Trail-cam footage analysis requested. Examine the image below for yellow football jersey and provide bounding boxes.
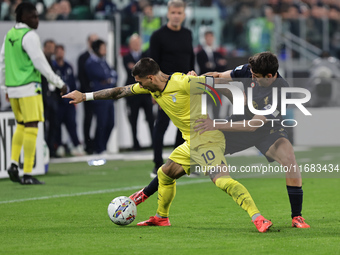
[130,73,224,149]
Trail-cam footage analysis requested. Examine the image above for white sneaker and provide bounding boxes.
[71,144,86,156]
[56,146,65,157]
[150,167,158,178]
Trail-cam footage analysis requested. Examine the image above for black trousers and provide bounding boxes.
[83,101,94,153]
[126,95,154,149]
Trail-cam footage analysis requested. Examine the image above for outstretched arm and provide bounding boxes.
[187,70,244,104]
[188,70,233,80]
[62,84,135,104]
[200,70,235,103]
[203,70,233,81]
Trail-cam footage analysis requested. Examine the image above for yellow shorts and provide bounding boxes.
[169,139,226,175]
[10,95,44,123]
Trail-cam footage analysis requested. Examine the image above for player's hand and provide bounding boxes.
[5,93,9,102]
[187,70,198,76]
[62,90,84,104]
[60,85,68,96]
[194,115,216,134]
[202,72,220,78]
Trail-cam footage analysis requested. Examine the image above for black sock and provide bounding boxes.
[23,174,32,180]
[154,163,163,169]
[143,176,159,197]
[287,185,303,218]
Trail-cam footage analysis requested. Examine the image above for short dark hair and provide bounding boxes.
[15,2,36,23]
[43,39,55,47]
[91,39,105,56]
[248,52,279,77]
[132,58,160,78]
[55,44,64,51]
[204,30,214,36]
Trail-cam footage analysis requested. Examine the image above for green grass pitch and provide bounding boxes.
[0,146,339,255]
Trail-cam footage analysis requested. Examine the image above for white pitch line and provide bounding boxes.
[319,155,334,161]
[0,179,210,205]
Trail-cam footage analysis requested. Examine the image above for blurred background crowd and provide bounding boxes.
[1,0,340,58]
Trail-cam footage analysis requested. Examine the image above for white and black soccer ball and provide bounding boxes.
[107,196,137,225]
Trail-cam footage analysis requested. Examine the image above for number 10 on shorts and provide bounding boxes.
[201,150,216,165]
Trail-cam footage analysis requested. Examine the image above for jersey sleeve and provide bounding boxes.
[149,30,161,65]
[188,31,195,71]
[130,83,150,95]
[23,31,64,89]
[184,75,207,95]
[230,64,249,79]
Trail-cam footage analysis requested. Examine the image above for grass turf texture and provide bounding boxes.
[0,146,339,255]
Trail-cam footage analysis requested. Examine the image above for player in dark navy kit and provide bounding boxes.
[194,52,310,228]
[212,54,290,161]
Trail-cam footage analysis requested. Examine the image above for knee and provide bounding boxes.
[158,164,171,178]
[281,152,297,166]
[209,167,230,184]
[157,167,164,176]
[157,167,175,185]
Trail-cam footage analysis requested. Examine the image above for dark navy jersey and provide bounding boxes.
[85,55,117,92]
[230,64,290,128]
[52,60,77,91]
[52,60,77,104]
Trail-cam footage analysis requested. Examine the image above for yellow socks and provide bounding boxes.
[23,127,38,174]
[155,168,260,219]
[156,168,176,218]
[11,123,25,164]
[215,176,260,218]
[10,124,39,174]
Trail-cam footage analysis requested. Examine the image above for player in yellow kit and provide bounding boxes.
[63,57,272,232]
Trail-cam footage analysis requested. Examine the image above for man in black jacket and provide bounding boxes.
[197,30,227,75]
[149,0,195,178]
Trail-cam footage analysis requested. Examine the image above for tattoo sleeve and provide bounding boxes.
[93,85,134,100]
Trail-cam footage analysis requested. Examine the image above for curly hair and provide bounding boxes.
[15,2,36,23]
[248,52,279,77]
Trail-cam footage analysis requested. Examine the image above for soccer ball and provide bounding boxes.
[107,196,137,225]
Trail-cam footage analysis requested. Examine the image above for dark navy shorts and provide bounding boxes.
[223,126,289,162]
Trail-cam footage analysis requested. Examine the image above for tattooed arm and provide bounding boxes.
[62,85,135,104]
[92,85,134,100]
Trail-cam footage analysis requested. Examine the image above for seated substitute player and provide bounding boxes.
[63,57,272,232]
[194,52,310,228]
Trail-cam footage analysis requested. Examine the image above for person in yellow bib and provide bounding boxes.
[63,57,272,232]
[0,2,67,184]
